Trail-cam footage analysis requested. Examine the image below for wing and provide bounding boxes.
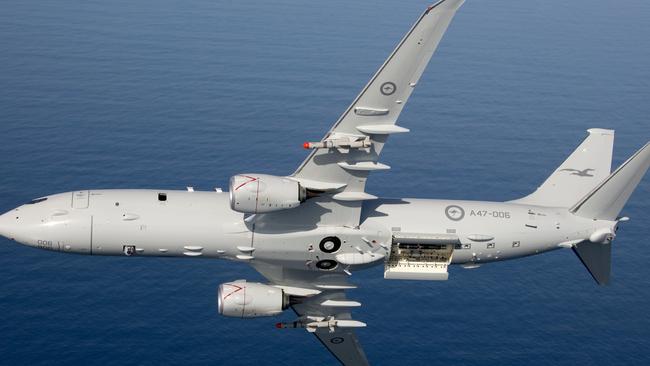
[290,0,465,226]
[293,291,369,366]
[252,262,369,366]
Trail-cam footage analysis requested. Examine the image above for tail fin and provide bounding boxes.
[571,141,650,220]
[513,129,614,207]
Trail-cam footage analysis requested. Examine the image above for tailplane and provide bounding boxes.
[571,141,650,220]
[513,129,614,208]
[573,242,612,285]
[569,140,650,286]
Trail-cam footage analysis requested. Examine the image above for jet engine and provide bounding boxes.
[217,281,288,318]
[229,174,307,214]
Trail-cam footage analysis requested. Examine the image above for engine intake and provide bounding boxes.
[229,174,306,214]
[217,281,288,318]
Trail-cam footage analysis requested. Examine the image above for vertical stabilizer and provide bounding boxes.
[571,141,650,220]
[513,129,614,208]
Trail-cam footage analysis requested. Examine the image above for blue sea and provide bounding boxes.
[1,0,649,365]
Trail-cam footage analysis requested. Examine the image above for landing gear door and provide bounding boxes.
[72,190,89,209]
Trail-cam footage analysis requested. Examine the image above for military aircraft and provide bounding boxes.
[0,0,648,364]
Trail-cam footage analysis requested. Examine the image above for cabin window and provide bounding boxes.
[158,193,167,202]
[26,197,48,204]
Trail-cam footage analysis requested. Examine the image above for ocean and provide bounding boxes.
[0,0,649,365]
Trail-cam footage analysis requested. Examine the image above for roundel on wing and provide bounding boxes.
[380,81,397,96]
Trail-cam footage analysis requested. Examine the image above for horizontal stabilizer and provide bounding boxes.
[573,241,611,285]
[571,141,650,220]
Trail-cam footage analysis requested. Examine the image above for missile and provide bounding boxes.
[304,319,366,333]
[276,317,367,333]
[303,136,371,150]
[276,320,305,329]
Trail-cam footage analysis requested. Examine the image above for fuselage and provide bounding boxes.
[0,189,615,273]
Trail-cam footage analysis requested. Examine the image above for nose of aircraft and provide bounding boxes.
[0,209,16,240]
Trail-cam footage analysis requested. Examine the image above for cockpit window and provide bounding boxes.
[26,197,48,204]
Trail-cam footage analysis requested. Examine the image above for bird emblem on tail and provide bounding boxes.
[560,168,595,177]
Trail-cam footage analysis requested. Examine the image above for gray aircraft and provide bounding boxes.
[0,0,648,364]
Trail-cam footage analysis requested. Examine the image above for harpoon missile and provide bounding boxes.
[303,135,371,150]
[276,316,366,333]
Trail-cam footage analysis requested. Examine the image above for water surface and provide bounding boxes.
[1,0,649,365]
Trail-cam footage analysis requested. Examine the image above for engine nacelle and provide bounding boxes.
[217,281,287,318]
[229,174,306,214]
